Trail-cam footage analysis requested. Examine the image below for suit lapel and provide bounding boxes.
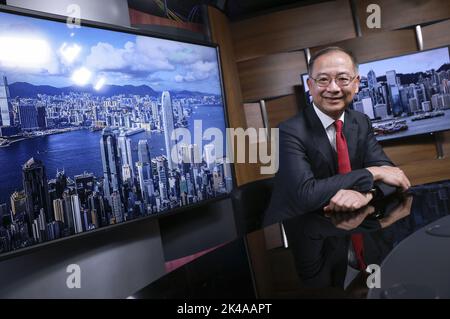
[343,110,359,168]
[304,105,337,174]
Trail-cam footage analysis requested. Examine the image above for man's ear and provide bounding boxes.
[354,75,360,93]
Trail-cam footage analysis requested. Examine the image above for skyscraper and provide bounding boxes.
[0,75,13,127]
[19,103,39,130]
[138,139,151,164]
[63,193,75,234]
[22,158,51,235]
[100,128,122,203]
[151,101,159,121]
[53,198,65,223]
[122,163,132,184]
[189,144,201,164]
[136,161,154,203]
[161,91,177,169]
[10,191,26,217]
[111,191,123,223]
[367,70,378,90]
[70,194,83,234]
[118,134,134,177]
[204,144,216,170]
[386,70,403,116]
[36,106,46,129]
[0,203,7,224]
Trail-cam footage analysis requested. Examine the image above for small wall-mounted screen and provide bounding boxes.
[301,46,450,141]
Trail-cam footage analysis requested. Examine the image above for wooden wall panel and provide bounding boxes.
[382,132,450,185]
[443,131,450,156]
[400,158,450,185]
[244,103,264,129]
[231,0,356,62]
[422,19,450,50]
[356,0,450,35]
[208,6,254,187]
[129,8,204,33]
[265,95,299,128]
[311,29,418,64]
[382,135,438,166]
[238,52,307,102]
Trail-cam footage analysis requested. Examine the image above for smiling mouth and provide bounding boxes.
[324,97,343,100]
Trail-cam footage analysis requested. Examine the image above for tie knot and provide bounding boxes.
[334,120,343,133]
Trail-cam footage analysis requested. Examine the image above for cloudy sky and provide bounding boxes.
[0,11,222,94]
[358,47,449,78]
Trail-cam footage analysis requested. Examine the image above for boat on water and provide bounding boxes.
[411,111,445,121]
[90,126,103,132]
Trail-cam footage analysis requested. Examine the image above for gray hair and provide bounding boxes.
[308,46,359,76]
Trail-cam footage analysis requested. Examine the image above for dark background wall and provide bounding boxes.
[0,219,165,298]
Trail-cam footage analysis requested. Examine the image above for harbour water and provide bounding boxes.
[0,105,227,205]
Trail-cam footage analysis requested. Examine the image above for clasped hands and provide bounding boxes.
[324,165,412,230]
[324,165,411,213]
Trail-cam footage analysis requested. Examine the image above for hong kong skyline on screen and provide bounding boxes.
[0,11,232,256]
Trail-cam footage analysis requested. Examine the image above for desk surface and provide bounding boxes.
[281,179,450,298]
[368,214,450,299]
[132,180,450,299]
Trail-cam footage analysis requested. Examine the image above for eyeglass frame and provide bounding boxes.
[309,73,359,88]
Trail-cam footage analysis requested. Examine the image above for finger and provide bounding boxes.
[330,191,345,205]
[402,176,410,190]
[338,221,352,230]
[343,197,358,211]
[325,201,336,212]
[365,206,376,215]
[405,175,411,189]
[336,223,351,231]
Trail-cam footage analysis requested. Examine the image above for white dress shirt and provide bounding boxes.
[312,103,345,152]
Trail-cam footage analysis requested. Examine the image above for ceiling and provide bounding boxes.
[127,0,330,22]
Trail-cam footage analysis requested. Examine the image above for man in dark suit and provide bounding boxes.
[263,46,411,289]
[264,46,410,226]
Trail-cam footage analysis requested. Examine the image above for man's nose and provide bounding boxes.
[326,79,341,92]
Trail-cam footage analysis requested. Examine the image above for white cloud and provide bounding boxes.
[174,61,218,83]
[0,35,60,75]
[85,42,129,70]
[59,43,82,65]
[86,38,176,73]
[175,75,184,82]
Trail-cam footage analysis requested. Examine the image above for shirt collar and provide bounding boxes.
[312,102,345,130]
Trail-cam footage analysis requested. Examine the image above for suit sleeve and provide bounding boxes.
[279,125,374,212]
[361,115,398,198]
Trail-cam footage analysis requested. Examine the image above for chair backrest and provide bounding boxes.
[231,178,274,235]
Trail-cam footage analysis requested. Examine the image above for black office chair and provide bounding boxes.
[231,177,274,236]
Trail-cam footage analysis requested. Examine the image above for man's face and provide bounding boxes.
[307,51,360,119]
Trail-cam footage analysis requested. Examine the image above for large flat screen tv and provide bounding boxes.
[0,6,233,257]
[301,46,450,141]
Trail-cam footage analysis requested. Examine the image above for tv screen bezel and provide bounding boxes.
[0,4,237,261]
[300,45,450,142]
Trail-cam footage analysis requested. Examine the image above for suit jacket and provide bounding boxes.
[263,104,396,227]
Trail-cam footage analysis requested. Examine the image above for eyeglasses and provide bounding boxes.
[310,74,358,87]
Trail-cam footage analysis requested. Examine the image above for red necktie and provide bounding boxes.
[334,120,367,271]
